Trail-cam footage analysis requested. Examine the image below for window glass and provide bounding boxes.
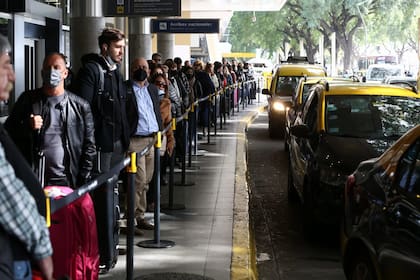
[0,16,10,120]
[325,95,420,138]
[396,139,420,194]
[276,76,300,97]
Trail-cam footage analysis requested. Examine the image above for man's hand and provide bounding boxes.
[37,256,54,280]
[30,114,43,130]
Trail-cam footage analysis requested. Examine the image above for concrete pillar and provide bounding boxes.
[157,33,174,61]
[128,17,153,63]
[319,36,324,67]
[70,0,105,73]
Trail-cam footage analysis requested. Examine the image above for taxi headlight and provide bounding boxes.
[272,101,286,111]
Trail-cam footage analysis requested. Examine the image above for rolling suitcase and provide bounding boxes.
[45,186,99,280]
[90,175,120,272]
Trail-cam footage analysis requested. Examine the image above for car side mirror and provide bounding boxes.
[262,89,271,95]
[290,124,310,138]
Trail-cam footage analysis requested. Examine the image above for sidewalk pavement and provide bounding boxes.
[100,100,264,280]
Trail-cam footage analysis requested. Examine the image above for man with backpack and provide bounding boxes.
[74,27,130,273]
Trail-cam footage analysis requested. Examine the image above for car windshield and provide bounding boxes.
[325,95,420,138]
[276,76,300,97]
[301,83,314,103]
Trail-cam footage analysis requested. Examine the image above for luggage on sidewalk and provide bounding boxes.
[90,175,120,272]
[45,186,99,280]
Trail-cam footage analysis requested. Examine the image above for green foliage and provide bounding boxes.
[228,0,419,69]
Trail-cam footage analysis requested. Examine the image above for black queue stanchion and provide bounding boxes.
[138,132,175,249]
[187,106,194,167]
[126,152,136,280]
[175,114,195,187]
[237,83,241,113]
[219,90,223,130]
[212,94,217,136]
[231,85,235,117]
[206,97,212,144]
[162,118,185,210]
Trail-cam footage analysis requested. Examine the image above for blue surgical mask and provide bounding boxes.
[42,68,62,88]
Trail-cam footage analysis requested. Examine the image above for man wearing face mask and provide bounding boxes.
[73,27,130,272]
[126,57,163,234]
[5,52,96,188]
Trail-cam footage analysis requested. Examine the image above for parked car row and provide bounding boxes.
[264,63,419,279]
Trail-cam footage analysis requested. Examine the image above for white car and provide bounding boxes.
[365,63,405,83]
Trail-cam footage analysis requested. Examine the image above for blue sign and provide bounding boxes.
[151,19,220,34]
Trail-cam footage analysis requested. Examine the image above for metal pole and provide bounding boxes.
[126,152,136,280]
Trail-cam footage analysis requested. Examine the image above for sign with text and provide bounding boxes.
[104,0,181,16]
[151,19,220,33]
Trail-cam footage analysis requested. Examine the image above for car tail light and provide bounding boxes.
[345,174,356,195]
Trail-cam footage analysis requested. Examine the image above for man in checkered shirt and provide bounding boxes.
[0,34,53,280]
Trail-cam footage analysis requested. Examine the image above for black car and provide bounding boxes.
[341,125,420,280]
[287,82,420,233]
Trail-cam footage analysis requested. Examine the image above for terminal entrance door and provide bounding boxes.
[24,38,44,91]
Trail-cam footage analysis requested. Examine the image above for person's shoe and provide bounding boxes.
[99,265,109,275]
[118,246,127,255]
[137,219,154,230]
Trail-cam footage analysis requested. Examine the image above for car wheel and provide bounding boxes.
[268,118,276,138]
[287,161,298,202]
[349,252,377,280]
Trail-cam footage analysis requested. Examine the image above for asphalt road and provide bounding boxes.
[246,110,346,280]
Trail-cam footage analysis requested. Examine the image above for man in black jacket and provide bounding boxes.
[73,27,130,272]
[5,52,96,188]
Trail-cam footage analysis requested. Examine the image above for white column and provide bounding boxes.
[319,36,324,67]
[128,17,153,63]
[70,0,106,73]
[330,32,337,76]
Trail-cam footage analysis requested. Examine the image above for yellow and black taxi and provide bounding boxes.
[285,76,359,151]
[287,82,420,234]
[341,125,420,280]
[262,56,326,138]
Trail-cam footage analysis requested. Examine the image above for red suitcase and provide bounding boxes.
[45,186,100,280]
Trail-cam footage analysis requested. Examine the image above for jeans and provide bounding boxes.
[13,261,31,280]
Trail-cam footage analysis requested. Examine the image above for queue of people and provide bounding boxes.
[0,26,256,279]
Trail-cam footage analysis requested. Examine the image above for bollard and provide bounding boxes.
[175,116,194,187]
[219,89,223,130]
[137,132,175,249]
[213,95,217,136]
[126,152,136,280]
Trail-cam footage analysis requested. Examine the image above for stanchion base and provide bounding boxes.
[175,181,195,186]
[161,203,186,210]
[137,239,175,248]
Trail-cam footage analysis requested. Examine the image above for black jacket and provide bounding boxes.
[126,80,163,137]
[5,89,96,188]
[74,53,130,152]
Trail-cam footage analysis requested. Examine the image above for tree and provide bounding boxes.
[228,0,419,71]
